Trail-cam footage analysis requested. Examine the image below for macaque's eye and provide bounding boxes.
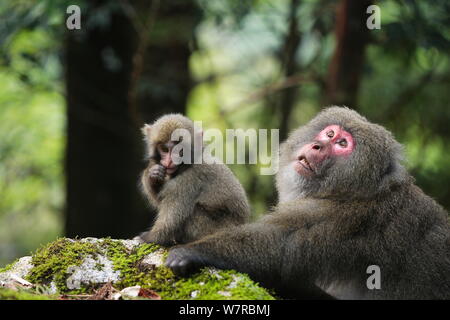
[160,145,169,153]
[337,139,348,147]
[326,130,335,138]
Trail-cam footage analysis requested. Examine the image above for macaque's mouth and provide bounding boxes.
[297,156,314,173]
[166,167,178,175]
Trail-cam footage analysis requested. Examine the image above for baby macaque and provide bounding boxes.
[135,114,250,246]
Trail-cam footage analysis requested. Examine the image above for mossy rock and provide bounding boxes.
[0,237,274,300]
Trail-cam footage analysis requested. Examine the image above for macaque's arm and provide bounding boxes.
[142,181,201,246]
[167,221,291,287]
[166,215,333,299]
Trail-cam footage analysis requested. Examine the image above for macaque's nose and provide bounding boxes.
[161,155,175,169]
[310,141,327,152]
[296,141,329,163]
[311,142,322,151]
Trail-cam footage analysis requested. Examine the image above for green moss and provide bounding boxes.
[102,239,273,299]
[14,237,274,300]
[168,269,274,300]
[101,238,160,278]
[101,238,178,296]
[0,287,55,300]
[0,259,18,273]
[26,237,100,292]
[87,238,272,299]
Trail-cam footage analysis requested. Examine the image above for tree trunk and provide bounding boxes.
[325,0,372,108]
[278,0,301,142]
[136,0,200,123]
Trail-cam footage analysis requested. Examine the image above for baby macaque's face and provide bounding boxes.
[157,141,182,175]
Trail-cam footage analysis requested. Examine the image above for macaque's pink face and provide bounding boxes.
[294,125,355,176]
[157,142,180,175]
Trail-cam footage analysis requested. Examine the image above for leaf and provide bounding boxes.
[89,282,118,300]
[138,288,161,300]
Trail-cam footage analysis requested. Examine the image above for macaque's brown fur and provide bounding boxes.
[137,114,250,246]
[166,107,450,299]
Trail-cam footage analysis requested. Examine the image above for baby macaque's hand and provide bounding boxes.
[149,164,166,185]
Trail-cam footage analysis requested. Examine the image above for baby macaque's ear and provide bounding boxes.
[141,124,152,137]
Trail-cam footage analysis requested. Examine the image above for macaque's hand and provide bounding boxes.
[166,247,207,277]
[149,164,166,185]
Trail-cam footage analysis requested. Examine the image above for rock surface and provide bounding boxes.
[0,237,274,300]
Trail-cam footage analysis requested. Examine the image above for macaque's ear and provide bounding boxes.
[141,124,152,137]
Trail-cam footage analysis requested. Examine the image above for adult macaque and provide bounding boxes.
[136,114,250,246]
[166,107,450,299]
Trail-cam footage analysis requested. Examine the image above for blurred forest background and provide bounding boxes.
[0,0,449,266]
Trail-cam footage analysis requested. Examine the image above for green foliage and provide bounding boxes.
[188,0,450,216]
[0,17,64,265]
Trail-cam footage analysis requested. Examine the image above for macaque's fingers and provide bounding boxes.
[166,247,205,277]
[149,164,166,183]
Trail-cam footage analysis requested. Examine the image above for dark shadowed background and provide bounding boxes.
[0,0,449,265]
